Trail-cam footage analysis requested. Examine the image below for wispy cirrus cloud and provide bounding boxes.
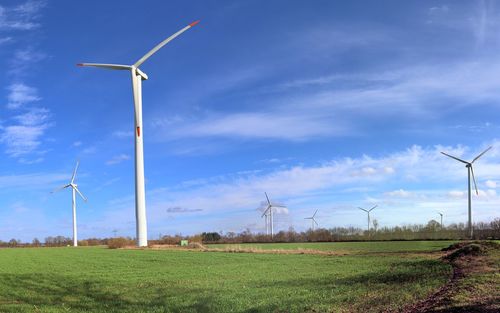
[1,1,50,162]
[166,207,203,213]
[6,83,40,109]
[106,154,130,165]
[0,0,46,31]
[9,48,46,76]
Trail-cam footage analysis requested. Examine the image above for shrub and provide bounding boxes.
[107,237,135,249]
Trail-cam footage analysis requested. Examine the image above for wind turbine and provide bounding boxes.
[305,209,319,231]
[441,146,491,239]
[437,212,443,229]
[78,21,200,246]
[52,161,87,247]
[261,192,286,238]
[358,205,377,237]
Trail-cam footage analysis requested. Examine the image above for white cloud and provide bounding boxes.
[6,83,40,109]
[0,37,12,45]
[106,154,130,165]
[0,1,45,31]
[385,189,413,198]
[0,106,51,157]
[0,124,49,157]
[485,180,497,188]
[72,141,82,147]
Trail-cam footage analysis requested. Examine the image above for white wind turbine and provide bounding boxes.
[261,192,286,238]
[437,211,444,229]
[441,146,492,239]
[305,209,319,231]
[358,205,377,237]
[52,161,87,247]
[78,21,200,246]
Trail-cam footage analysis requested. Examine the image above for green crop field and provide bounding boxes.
[0,242,453,313]
[206,240,457,253]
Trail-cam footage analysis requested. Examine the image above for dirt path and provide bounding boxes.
[402,242,499,313]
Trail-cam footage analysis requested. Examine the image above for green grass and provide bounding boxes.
[0,242,452,313]
[206,240,457,254]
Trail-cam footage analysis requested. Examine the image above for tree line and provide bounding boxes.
[1,218,498,247]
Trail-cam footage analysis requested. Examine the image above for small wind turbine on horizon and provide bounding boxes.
[437,211,443,229]
[441,146,492,239]
[78,21,200,247]
[52,161,87,247]
[261,192,286,238]
[305,209,319,231]
[358,205,377,237]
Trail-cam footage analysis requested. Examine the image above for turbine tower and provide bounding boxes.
[441,146,491,239]
[78,21,200,246]
[305,209,318,231]
[437,212,443,229]
[261,192,286,238]
[358,205,377,237]
[52,161,87,247]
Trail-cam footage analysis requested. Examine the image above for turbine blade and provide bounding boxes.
[71,160,79,183]
[77,63,132,70]
[74,187,87,202]
[265,192,271,205]
[358,207,368,212]
[470,166,479,196]
[440,152,468,164]
[313,209,318,218]
[314,219,318,226]
[261,205,270,217]
[133,21,200,68]
[369,205,378,212]
[51,184,70,193]
[471,146,492,164]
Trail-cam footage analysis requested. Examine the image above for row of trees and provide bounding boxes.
[1,218,498,247]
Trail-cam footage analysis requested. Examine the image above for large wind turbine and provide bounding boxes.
[52,161,87,247]
[78,21,200,246]
[261,192,286,238]
[305,209,318,231]
[441,146,491,239]
[358,205,377,237]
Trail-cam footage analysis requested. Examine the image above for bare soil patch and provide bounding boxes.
[402,241,499,313]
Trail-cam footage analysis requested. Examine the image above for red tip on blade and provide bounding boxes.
[76,63,83,66]
[189,20,200,27]
[137,127,141,137]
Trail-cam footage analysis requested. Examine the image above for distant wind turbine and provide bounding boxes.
[441,146,491,239]
[261,192,286,238]
[305,209,319,231]
[358,205,377,237]
[437,212,443,229]
[52,161,87,247]
[78,21,200,246]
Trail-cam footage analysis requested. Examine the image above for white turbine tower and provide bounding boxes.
[437,211,444,229]
[441,146,492,239]
[305,209,319,231]
[358,205,377,237]
[52,161,87,247]
[261,192,286,238]
[78,21,200,247]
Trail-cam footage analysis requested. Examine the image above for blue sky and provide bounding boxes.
[1,0,499,241]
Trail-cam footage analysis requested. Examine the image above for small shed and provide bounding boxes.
[180,240,189,247]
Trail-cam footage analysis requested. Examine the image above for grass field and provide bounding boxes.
[0,242,453,313]
[205,240,458,253]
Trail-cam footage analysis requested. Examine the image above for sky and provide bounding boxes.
[1,0,500,242]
